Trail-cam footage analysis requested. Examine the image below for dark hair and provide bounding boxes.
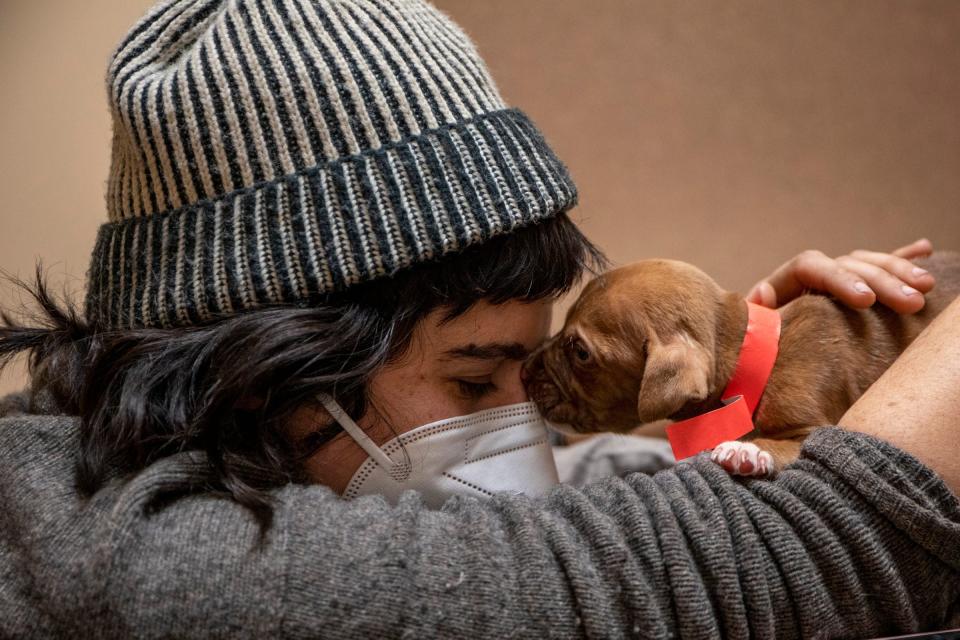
[0,213,604,526]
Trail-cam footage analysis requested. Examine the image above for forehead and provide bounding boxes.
[418,299,554,359]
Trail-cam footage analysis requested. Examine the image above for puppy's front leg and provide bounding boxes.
[710,437,805,477]
[751,436,805,472]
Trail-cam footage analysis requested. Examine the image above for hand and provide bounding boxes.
[746,239,935,313]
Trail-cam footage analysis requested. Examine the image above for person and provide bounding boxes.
[0,0,957,637]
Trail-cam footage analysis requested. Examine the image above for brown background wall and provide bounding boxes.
[1,0,958,396]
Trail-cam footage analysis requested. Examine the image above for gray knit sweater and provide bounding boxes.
[1,397,958,639]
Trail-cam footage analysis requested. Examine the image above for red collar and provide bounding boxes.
[665,302,781,460]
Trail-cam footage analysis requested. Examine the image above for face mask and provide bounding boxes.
[318,395,560,508]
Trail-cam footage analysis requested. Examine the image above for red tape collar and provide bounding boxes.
[665,302,781,460]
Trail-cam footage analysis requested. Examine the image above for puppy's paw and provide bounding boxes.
[710,441,775,477]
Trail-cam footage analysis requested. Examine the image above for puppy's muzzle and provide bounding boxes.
[522,345,581,429]
[521,348,560,410]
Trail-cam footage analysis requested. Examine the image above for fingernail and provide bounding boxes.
[854,282,871,294]
[901,284,920,296]
[912,267,928,277]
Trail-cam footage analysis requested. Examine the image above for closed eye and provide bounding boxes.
[456,379,497,399]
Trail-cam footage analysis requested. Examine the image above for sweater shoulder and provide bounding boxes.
[0,411,81,453]
[0,411,81,457]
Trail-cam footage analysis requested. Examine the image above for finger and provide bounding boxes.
[836,256,926,314]
[746,280,777,308]
[848,249,936,293]
[764,250,877,308]
[891,238,933,260]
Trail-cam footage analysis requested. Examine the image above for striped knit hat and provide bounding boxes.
[85,0,577,330]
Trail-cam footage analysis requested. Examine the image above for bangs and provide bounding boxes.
[0,211,604,531]
[347,212,608,321]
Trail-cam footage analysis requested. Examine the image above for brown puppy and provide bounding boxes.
[524,252,960,475]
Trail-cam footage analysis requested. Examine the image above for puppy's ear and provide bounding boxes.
[636,333,713,423]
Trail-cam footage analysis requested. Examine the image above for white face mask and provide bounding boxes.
[318,395,560,508]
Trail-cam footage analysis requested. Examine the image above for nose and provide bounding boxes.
[496,375,529,407]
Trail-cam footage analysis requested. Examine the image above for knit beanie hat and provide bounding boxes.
[85,0,577,330]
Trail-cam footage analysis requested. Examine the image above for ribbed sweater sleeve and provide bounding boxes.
[1,417,958,639]
[277,427,960,639]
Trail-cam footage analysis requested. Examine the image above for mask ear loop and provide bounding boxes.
[317,394,412,482]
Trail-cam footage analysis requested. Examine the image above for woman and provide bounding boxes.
[0,0,957,637]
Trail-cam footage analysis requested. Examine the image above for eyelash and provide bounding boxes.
[457,380,497,399]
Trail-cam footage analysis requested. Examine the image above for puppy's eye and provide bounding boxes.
[570,340,591,364]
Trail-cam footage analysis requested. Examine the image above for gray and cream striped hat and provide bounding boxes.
[86,0,578,330]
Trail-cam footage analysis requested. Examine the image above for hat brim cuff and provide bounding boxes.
[85,108,577,329]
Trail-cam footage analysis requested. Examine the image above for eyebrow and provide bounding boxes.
[443,341,531,361]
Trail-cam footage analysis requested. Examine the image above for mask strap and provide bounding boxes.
[317,393,411,481]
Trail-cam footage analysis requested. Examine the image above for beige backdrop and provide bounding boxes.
[2,0,959,396]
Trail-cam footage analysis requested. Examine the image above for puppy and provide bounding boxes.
[524,252,959,476]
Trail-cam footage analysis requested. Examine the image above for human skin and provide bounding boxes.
[747,238,935,312]
[841,293,960,494]
[289,298,553,493]
[290,242,938,493]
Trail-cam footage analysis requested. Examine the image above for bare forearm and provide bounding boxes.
[841,295,960,494]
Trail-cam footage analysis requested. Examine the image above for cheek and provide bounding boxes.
[369,363,470,427]
[300,433,368,494]
[299,370,470,493]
